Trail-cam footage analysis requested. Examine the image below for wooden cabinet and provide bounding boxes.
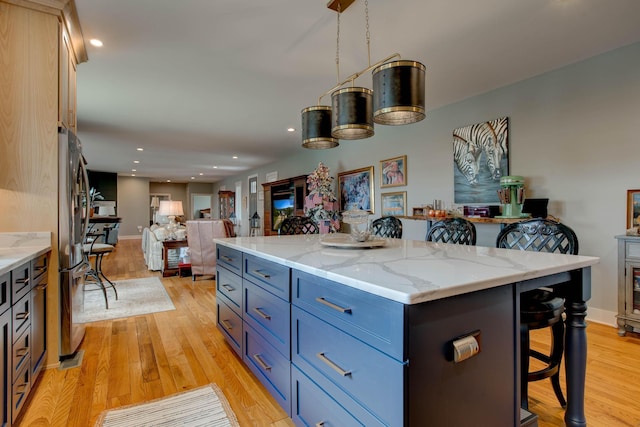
[0,274,11,426]
[616,235,640,335]
[262,175,307,236]
[218,191,235,220]
[161,240,189,277]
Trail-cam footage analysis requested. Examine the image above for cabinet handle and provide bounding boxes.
[221,319,233,330]
[252,354,272,372]
[16,278,30,285]
[221,284,235,292]
[252,269,271,279]
[315,297,352,314]
[252,307,271,320]
[16,347,29,357]
[36,283,48,291]
[16,312,30,320]
[316,352,351,377]
[16,384,28,393]
[221,255,234,262]
[315,423,325,427]
[34,266,47,271]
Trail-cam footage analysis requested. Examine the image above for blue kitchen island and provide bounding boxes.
[214,234,598,427]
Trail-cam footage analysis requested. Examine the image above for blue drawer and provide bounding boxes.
[244,254,290,301]
[243,279,290,358]
[216,296,242,357]
[0,272,10,316]
[292,306,404,427]
[216,265,242,315]
[291,365,385,427]
[292,270,405,361]
[11,262,30,305]
[244,322,291,416]
[217,245,242,275]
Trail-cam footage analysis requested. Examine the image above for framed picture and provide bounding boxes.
[453,117,509,204]
[627,189,640,228]
[412,207,426,217]
[337,166,374,213]
[381,192,407,217]
[380,155,407,188]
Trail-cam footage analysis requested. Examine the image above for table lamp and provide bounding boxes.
[158,200,184,239]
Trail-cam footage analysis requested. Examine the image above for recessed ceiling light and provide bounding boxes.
[232,156,238,159]
[190,177,195,180]
[137,147,143,151]
[131,174,136,177]
[199,173,204,176]
[131,169,137,172]
[166,180,171,182]
[287,127,295,132]
[133,160,140,164]
[90,39,103,47]
[213,166,218,169]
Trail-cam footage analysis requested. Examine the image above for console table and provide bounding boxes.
[161,239,188,277]
[215,234,598,427]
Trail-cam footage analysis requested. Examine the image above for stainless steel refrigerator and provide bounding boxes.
[59,128,90,358]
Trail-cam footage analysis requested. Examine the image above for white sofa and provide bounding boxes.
[142,224,186,271]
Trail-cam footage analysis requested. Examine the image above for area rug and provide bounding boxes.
[77,277,176,323]
[95,384,240,427]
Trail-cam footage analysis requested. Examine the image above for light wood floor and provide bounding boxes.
[16,239,640,426]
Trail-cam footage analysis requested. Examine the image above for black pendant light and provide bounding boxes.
[373,60,426,125]
[331,87,374,140]
[301,106,339,149]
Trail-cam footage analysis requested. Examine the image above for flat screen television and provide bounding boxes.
[272,196,294,231]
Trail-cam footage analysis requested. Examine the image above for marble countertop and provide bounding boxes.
[214,234,599,304]
[0,232,52,275]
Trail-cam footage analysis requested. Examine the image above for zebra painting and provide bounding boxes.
[453,117,509,204]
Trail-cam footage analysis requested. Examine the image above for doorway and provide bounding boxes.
[191,193,213,219]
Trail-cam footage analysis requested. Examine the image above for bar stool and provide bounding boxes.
[371,216,403,238]
[496,218,578,410]
[426,217,476,245]
[83,232,118,308]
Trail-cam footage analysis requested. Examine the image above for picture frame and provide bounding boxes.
[627,189,640,229]
[381,191,407,217]
[337,166,375,213]
[380,155,407,188]
[412,207,426,217]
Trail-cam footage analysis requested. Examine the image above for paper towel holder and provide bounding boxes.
[446,330,481,363]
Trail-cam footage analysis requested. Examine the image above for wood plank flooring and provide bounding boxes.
[15,238,640,426]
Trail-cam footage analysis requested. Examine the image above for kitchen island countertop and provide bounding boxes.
[0,232,52,275]
[214,234,599,304]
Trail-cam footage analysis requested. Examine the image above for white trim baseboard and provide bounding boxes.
[586,307,617,327]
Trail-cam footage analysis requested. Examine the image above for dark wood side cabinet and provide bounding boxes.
[162,240,189,277]
[218,191,235,220]
[262,175,307,236]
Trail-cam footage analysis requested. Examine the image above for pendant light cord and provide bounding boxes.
[336,2,341,85]
[365,0,371,67]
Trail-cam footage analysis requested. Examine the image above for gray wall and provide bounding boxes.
[117,176,150,237]
[214,41,640,323]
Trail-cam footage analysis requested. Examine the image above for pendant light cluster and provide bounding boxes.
[301,0,426,149]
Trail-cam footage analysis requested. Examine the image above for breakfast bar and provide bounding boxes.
[214,234,598,427]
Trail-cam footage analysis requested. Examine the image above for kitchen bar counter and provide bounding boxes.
[0,232,52,275]
[214,234,598,304]
[215,234,598,427]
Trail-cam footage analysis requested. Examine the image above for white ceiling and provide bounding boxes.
[74,0,640,183]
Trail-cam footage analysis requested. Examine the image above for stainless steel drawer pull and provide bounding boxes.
[16,278,30,285]
[252,270,271,279]
[252,354,272,372]
[315,422,325,427]
[252,307,271,320]
[36,283,48,290]
[16,348,29,357]
[221,284,235,292]
[35,266,46,271]
[16,312,30,320]
[316,352,351,377]
[221,255,234,262]
[315,297,352,314]
[221,320,233,330]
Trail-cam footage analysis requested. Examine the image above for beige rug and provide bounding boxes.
[77,277,175,323]
[95,384,240,427]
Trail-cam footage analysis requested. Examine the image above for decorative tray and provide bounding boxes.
[319,234,386,249]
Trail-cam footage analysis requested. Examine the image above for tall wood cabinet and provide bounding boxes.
[218,191,235,220]
[0,0,86,391]
[262,175,307,236]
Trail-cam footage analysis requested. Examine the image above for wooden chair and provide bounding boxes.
[496,218,579,410]
[83,232,118,308]
[278,216,319,235]
[426,217,476,245]
[371,216,403,238]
